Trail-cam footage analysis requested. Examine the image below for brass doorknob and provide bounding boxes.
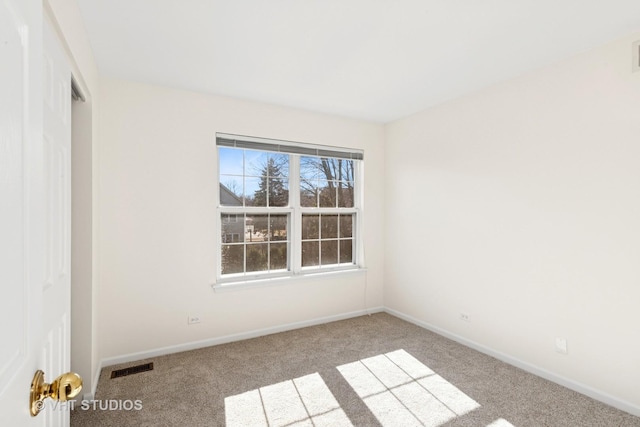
[30,370,83,416]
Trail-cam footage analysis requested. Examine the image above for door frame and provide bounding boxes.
[43,2,98,402]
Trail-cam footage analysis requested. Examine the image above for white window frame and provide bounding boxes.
[215,133,364,286]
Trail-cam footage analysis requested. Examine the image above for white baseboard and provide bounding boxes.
[100,306,384,368]
[94,305,639,418]
[384,307,640,418]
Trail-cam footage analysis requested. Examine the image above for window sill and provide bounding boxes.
[212,267,367,293]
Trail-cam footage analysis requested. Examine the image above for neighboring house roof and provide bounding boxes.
[220,183,243,206]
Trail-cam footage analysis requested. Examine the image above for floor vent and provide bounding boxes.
[110,362,154,379]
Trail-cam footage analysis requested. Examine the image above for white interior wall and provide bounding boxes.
[97,77,385,360]
[385,31,640,410]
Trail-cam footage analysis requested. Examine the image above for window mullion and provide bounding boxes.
[290,155,302,273]
[221,207,291,214]
[300,207,357,215]
[354,159,363,268]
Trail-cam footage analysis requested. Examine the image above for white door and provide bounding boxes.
[0,0,73,424]
[41,16,73,427]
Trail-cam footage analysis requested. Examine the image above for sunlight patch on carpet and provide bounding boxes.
[337,349,481,427]
[225,372,353,427]
[487,418,516,427]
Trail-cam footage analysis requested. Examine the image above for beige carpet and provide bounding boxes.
[71,313,640,426]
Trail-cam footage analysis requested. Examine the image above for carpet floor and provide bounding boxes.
[71,313,640,427]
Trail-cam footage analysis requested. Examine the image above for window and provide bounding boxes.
[217,133,363,283]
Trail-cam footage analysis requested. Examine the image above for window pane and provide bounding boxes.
[220,176,244,206]
[222,234,233,243]
[340,239,353,264]
[219,147,244,176]
[318,158,334,180]
[337,182,354,208]
[340,215,353,238]
[222,213,240,223]
[300,184,318,207]
[321,240,338,265]
[300,156,321,181]
[270,242,287,270]
[246,168,290,207]
[245,150,269,177]
[221,245,244,274]
[318,181,336,207]
[319,157,351,181]
[268,178,289,207]
[302,215,319,240]
[221,214,290,276]
[246,243,268,272]
[221,214,245,244]
[228,234,241,243]
[244,177,262,207]
[270,153,289,177]
[339,160,354,181]
[321,215,338,239]
[266,154,289,207]
[302,241,319,267]
[269,215,288,241]
[247,214,267,242]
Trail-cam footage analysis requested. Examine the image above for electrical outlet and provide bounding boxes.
[187,315,201,325]
[460,313,470,322]
[555,337,568,355]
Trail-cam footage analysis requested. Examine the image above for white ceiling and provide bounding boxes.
[77,0,640,123]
